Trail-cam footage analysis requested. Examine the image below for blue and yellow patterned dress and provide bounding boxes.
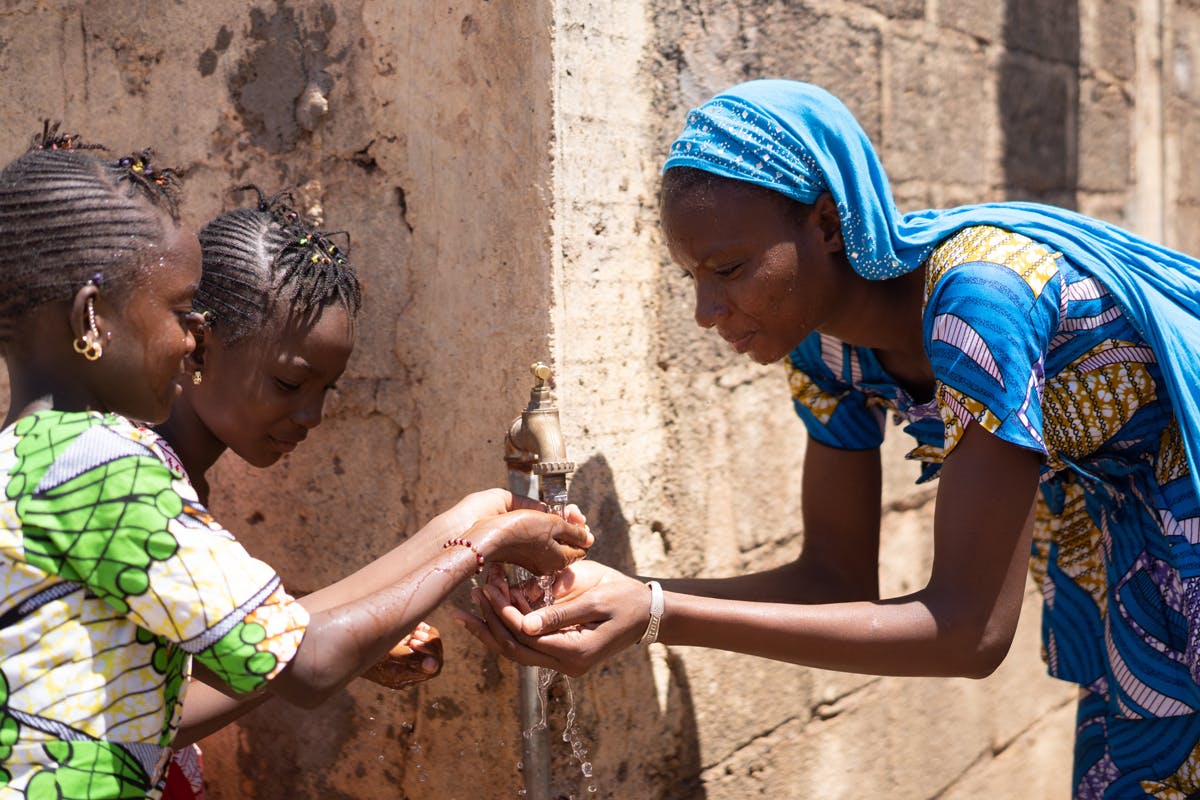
[788,225,1200,798]
[0,410,310,799]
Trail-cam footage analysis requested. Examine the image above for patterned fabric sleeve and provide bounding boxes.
[786,332,886,450]
[923,229,1062,457]
[8,412,309,694]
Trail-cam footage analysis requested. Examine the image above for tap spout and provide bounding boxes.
[505,362,575,485]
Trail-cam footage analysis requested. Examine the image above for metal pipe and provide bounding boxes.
[505,362,575,800]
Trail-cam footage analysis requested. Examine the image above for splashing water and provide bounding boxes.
[515,478,597,793]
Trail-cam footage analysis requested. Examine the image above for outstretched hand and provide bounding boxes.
[452,561,649,676]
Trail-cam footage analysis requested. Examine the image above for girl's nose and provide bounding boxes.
[693,280,729,329]
[293,394,325,430]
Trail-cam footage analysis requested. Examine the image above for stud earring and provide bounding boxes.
[192,370,203,385]
[72,296,103,361]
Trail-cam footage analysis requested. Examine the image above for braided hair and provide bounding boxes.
[195,188,362,344]
[0,125,182,328]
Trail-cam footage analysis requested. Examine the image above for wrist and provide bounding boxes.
[638,580,664,646]
[442,537,485,573]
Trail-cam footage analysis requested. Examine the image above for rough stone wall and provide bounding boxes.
[0,1,1198,799]
[550,0,1196,799]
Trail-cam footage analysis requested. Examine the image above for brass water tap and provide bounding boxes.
[505,362,575,483]
[506,364,576,510]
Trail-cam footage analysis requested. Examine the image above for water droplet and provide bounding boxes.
[516,760,524,771]
[376,755,384,762]
[588,786,597,794]
[581,762,593,777]
[419,774,429,782]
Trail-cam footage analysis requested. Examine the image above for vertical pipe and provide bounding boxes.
[506,469,552,800]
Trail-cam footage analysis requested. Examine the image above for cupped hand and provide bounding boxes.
[451,561,649,677]
[359,621,444,690]
[468,509,593,575]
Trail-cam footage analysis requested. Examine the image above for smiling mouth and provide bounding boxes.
[270,436,303,453]
[725,332,754,354]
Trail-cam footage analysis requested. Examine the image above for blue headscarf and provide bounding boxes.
[664,79,1200,500]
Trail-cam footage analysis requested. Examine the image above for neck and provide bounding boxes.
[154,390,225,501]
[824,264,933,397]
[4,362,101,428]
[824,264,927,352]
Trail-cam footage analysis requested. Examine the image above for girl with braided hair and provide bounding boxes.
[0,133,592,800]
[154,192,439,799]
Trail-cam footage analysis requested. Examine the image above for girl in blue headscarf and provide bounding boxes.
[460,79,1200,798]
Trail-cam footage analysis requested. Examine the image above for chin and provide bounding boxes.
[250,451,284,468]
[749,347,788,365]
[234,445,284,469]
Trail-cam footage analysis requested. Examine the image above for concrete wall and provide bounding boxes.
[1,0,1198,798]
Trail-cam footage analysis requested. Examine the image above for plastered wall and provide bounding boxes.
[2,0,1199,798]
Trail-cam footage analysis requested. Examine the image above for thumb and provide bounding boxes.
[523,598,588,636]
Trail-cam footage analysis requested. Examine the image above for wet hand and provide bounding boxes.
[436,489,588,541]
[359,621,444,690]
[468,509,592,575]
[451,561,647,677]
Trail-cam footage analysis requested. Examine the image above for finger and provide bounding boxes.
[450,609,507,655]
[552,519,594,550]
[563,503,589,528]
[507,492,544,512]
[511,584,535,614]
[522,595,602,636]
[476,585,563,669]
[482,584,552,647]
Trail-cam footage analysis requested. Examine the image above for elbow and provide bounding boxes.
[938,615,1017,679]
[270,660,347,709]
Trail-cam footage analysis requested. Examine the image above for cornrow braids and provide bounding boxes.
[195,187,362,344]
[0,129,183,327]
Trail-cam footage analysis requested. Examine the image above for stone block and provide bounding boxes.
[941,702,1076,799]
[886,37,996,187]
[674,645,815,768]
[1082,0,1135,80]
[938,0,1005,44]
[1003,0,1082,64]
[997,58,1077,197]
[854,0,926,20]
[1077,78,1134,192]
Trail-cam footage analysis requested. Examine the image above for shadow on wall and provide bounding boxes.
[1000,0,1081,206]
[559,453,707,800]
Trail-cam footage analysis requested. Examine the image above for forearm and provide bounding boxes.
[657,588,1004,678]
[174,679,272,746]
[656,554,878,605]
[275,545,480,706]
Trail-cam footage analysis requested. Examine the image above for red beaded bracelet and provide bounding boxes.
[443,537,485,573]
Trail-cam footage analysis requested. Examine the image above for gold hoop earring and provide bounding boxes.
[73,296,104,361]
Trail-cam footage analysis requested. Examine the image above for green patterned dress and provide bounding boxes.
[0,410,309,799]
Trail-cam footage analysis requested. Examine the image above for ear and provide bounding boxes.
[812,193,845,252]
[69,282,101,340]
[185,318,209,373]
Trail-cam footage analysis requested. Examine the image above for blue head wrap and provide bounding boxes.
[665,79,1200,499]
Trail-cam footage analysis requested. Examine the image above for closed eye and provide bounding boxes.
[715,263,743,278]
